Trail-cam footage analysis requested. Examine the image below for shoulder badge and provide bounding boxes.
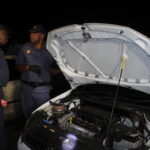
[26,49,31,54]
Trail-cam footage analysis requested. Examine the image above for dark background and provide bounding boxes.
[1,2,150,45]
[4,12,150,44]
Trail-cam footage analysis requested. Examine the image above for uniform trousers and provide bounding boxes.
[20,83,50,118]
[0,89,7,150]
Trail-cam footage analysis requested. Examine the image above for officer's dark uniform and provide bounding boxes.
[16,42,54,118]
[0,24,9,150]
[0,49,9,150]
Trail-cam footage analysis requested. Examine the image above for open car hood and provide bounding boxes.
[46,23,150,94]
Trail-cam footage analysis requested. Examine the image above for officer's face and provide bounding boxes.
[0,29,8,45]
[30,33,45,44]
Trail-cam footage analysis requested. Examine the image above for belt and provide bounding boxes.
[21,80,50,88]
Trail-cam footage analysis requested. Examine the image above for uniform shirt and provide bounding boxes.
[16,43,54,82]
[0,48,9,87]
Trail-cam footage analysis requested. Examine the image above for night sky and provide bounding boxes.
[1,3,149,44]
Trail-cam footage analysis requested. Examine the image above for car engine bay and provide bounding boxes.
[21,85,150,150]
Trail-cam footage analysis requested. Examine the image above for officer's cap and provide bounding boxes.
[29,25,46,34]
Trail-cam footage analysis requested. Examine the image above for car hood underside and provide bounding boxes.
[46,23,150,94]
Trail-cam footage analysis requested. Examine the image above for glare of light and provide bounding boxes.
[62,134,77,150]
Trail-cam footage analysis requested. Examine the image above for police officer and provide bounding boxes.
[0,24,9,150]
[16,25,55,118]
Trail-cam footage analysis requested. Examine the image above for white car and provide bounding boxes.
[18,23,150,150]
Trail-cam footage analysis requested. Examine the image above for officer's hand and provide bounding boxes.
[51,69,61,75]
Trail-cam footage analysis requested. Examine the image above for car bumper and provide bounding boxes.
[17,136,31,150]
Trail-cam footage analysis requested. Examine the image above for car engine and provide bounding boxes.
[22,98,150,150]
